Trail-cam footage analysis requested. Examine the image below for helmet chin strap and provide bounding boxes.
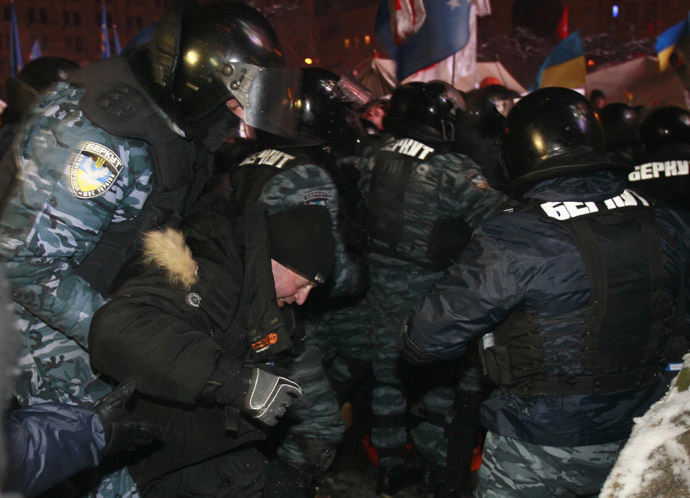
[441,120,456,142]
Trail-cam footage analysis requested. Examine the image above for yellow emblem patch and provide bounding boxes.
[70,141,123,199]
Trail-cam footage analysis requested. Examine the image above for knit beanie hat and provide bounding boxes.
[267,204,335,285]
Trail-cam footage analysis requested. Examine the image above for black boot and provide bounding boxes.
[421,465,445,496]
[376,465,408,497]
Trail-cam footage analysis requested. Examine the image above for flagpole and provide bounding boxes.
[452,53,456,87]
[101,0,111,60]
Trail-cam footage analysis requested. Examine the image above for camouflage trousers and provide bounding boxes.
[306,296,373,405]
[412,359,487,468]
[366,266,447,468]
[367,303,408,468]
[476,432,626,497]
[276,344,345,473]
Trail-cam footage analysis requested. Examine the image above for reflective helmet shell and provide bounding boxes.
[298,67,347,141]
[598,103,642,157]
[4,56,80,123]
[164,1,300,137]
[501,87,627,191]
[465,84,520,137]
[638,106,690,158]
[384,80,466,143]
[16,56,80,91]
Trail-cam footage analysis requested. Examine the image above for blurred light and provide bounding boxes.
[304,57,313,65]
[587,59,596,67]
[344,38,351,49]
[364,35,371,45]
[185,50,200,65]
[612,5,619,18]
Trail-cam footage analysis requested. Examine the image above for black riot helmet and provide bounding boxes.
[4,56,80,123]
[465,84,520,138]
[293,67,371,152]
[500,87,628,191]
[137,0,300,138]
[298,68,352,141]
[638,106,690,160]
[598,103,643,164]
[384,80,467,143]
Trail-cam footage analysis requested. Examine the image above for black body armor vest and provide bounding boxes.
[367,138,473,271]
[481,190,681,396]
[69,58,212,294]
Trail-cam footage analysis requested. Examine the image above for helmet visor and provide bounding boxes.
[337,73,372,107]
[221,62,301,138]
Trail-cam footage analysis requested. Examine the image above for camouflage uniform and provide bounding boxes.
[306,296,372,405]
[410,357,487,470]
[359,137,506,468]
[476,432,625,498]
[304,151,373,406]
[0,80,173,497]
[232,146,363,473]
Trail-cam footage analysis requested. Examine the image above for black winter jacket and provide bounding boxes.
[90,208,287,486]
[404,172,690,447]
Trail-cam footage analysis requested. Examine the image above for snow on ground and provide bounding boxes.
[601,353,690,498]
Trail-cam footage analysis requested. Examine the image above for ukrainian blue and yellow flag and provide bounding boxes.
[529,31,585,92]
[656,11,689,71]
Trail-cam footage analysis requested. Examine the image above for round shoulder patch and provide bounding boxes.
[70,141,123,199]
[467,172,488,191]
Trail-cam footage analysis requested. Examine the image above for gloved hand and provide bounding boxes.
[241,365,303,426]
[91,378,164,455]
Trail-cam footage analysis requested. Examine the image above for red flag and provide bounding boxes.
[557,6,569,40]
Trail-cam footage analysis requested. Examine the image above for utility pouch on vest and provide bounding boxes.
[367,152,416,254]
[480,313,545,392]
[479,333,512,387]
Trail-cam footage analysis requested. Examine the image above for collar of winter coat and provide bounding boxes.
[524,171,629,203]
[139,210,244,291]
[142,228,199,290]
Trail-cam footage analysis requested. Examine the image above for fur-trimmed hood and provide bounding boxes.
[141,228,199,290]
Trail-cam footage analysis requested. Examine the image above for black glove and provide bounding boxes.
[91,378,164,455]
[241,365,303,426]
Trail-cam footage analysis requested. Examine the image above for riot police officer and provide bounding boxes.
[402,87,690,497]
[0,2,300,496]
[0,56,80,199]
[628,105,690,210]
[229,66,369,494]
[360,81,507,496]
[464,84,520,191]
[599,102,644,166]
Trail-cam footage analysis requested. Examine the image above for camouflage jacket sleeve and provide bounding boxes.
[0,84,153,348]
[258,163,361,298]
[435,152,508,229]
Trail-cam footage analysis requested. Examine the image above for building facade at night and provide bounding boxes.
[0,0,687,100]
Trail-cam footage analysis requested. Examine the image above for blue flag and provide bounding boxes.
[30,40,42,61]
[101,0,111,59]
[10,0,22,78]
[375,0,472,81]
[655,11,690,71]
[530,30,585,91]
[113,24,122,55]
